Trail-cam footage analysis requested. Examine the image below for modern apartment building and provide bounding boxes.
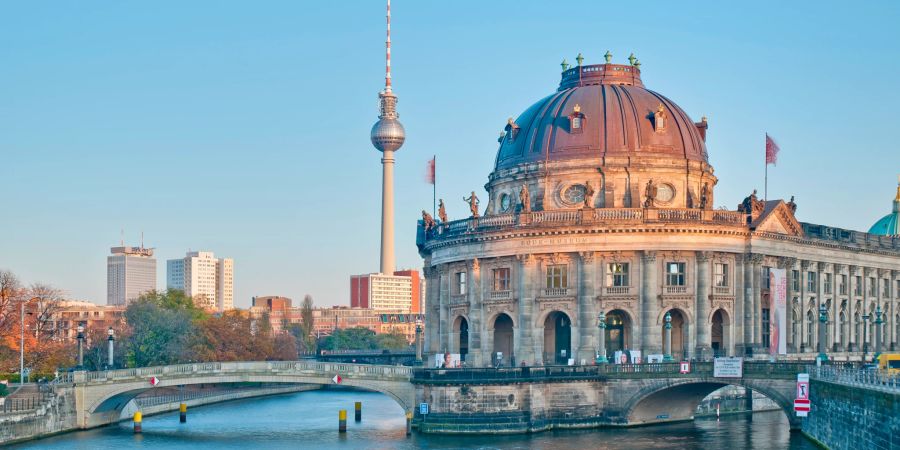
[167,251,234,312]
[350,270,421,312]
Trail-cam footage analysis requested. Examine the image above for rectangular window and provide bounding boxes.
[855,276,862,296]
[807,272,817,292]
[546,265,568,289]
[455,272,467,295]
[883,279,890,297]
[492,268,510,291]
[824,273,833,295]
[839,274,848,295]
[605,263,630,287]
[762,308,771,348]
[665,262,686,286]
[869,277,877,296]
[714,263,729,287]
[897,280,900,298]
[792,270,800,292]
[762,266,771,289]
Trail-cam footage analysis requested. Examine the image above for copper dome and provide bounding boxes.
[494,63,708,171]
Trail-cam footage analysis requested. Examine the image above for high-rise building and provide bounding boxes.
[350,269,420,312]
[167,251,234,312]
[107,245,156,306]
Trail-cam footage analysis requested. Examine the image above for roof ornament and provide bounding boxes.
[575,53,584,66]
[604,50,612,63]
[561,58,570,71]
[573,104,581,114]
[633,59,641,70]
[628,53,636,66]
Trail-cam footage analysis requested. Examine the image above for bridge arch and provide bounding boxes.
[622,378,798,428]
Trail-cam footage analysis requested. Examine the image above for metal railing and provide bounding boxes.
[0,393,52,414]
[811,365,900,393]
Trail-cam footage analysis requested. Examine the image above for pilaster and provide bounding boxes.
[578,251,598,362]
[640,250,660,354]
[695,251,712,358]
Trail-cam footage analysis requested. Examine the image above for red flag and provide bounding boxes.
[765,133,779,165]
[425,157,435,184]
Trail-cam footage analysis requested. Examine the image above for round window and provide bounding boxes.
[499,193,512,212]
[656,183,675,203]
[563,184,586,205]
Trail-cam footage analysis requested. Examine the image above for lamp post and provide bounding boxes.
[817,304,828,362]
[76,324,85,369]
[862,313,870,357]
[874,305,883,359]
[19,301,25,385]
[596,311,608,364]
[414,318,423,364]
[663,311,673,362]
[107,326,115,369]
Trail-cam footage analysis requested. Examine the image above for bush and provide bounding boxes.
[0,383,8,397]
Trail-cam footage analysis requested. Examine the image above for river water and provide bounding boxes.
[11,388,816,449]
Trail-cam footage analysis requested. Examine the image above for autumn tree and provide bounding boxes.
[124,290,200,367]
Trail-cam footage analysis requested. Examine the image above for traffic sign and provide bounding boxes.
[796,381,809,400]
[419,403,429,415]
[794,398,810,417]
[679,361,691,374]
[149,376,160,386]
[332,374,342,384]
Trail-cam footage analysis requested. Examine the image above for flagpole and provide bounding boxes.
[764,133,768,201]
[433,155,437,217]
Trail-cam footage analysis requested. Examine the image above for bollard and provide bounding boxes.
[180,403,187,423]
[133,411,143,434]
[338,409,347,433]
[405,410,412,436]
[354,401,362,422]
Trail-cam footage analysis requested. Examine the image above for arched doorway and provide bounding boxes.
[492,313,514,367]
[453,316,469,361]
[544,311,571,365]
[605,309,632,359]
[662,309,686,360]
[711,309,730,356]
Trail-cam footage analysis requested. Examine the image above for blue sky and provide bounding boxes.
[1,1,898,308]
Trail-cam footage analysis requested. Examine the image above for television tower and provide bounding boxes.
[370,0,405,274]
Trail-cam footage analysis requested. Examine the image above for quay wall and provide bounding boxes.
[801,379,899,450]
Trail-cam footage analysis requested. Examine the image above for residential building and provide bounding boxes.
[107,245,156,306]
[350,269,421,312]
[167,251,234,312]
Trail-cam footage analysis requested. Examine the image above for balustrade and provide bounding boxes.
[490,290,512,300]
[542,288,570,297]
[605,286,631,295]
[665,286,688,294]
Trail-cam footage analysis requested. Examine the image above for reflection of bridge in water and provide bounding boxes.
[63,360,810,432]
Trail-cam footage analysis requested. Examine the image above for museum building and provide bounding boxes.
[416,55,900,367]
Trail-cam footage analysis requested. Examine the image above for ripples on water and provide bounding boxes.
[13,388,816,450]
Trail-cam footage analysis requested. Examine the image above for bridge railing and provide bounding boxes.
[811,365,900,393]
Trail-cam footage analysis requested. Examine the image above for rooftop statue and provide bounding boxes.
[583,181,595,208]
[699,183,709,210]
[787,195,797,214]
[438,199,448,223]
[643,179,656,208]
[519,184,531,213]
[422,210,437,232]
[463,191,480,218]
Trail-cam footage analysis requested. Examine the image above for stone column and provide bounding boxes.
[439,265,451,354]
[779,257,797,353]
[577,252,597,363]
[863,268,871,353]
[423,265,441,360]
[799,260,809,353]
[848,265,858,352]
[734,254,746,353]
[516,254,537,366]
[750,254,764,351]
[695,251,712,359]
[891,270,898,350]
[640,251,660,355]
[742,254,754,356]
[467,258,484,366]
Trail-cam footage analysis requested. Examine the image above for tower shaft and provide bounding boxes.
[381,150,396,274]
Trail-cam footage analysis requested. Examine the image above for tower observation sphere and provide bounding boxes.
[371,91,406,152]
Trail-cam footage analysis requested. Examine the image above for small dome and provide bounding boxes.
[494,63,707,171]
[868,181,900,236]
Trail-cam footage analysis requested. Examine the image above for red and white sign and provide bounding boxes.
[679,361,691,374]
[149,376,160,386]
[332,375,342,384]
[794,398,810,417]
[796,381,809,400]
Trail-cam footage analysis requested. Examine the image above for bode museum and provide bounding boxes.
[416,55,900,367]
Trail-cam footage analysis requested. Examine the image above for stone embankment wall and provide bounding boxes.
[801,379,899,450]
[0,383,319,446]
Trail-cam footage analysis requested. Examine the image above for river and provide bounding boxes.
[10,388,817,449]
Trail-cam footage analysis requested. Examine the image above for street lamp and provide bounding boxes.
[874,305,883,359]
[76,324,85,369]
[107,326,115,369]
[817,304,828,362]
[596,311,608,364]
[663,311,673,362]
[20,297,37,385]
[414,318,423,364]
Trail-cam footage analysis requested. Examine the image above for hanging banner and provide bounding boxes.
[770,268,787,355]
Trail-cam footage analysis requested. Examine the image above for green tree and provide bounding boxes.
[375,331,411,350]
[299,295,315,353]
[318,327,378,351]
[123,290,203,367]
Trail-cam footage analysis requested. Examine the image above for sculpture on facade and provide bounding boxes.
[738,189,765,214]
[583,181,595,208]
[422,210,437,232]
[699,183,709,210]
[438,199,448,223]
[787,195,797,214]
[519,184,531,213]
[643,179,657,208]
[463,191,480,218]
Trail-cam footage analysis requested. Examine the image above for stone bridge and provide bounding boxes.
[411,361,809,433]
[63,361,414,429]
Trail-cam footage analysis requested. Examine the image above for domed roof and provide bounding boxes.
[868,182,900,236]
[494,62,708,171]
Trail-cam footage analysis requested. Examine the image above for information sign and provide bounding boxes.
[713,357,743,378]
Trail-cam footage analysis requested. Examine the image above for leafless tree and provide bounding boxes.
[28,283,65,338]
[0,270,25,340]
